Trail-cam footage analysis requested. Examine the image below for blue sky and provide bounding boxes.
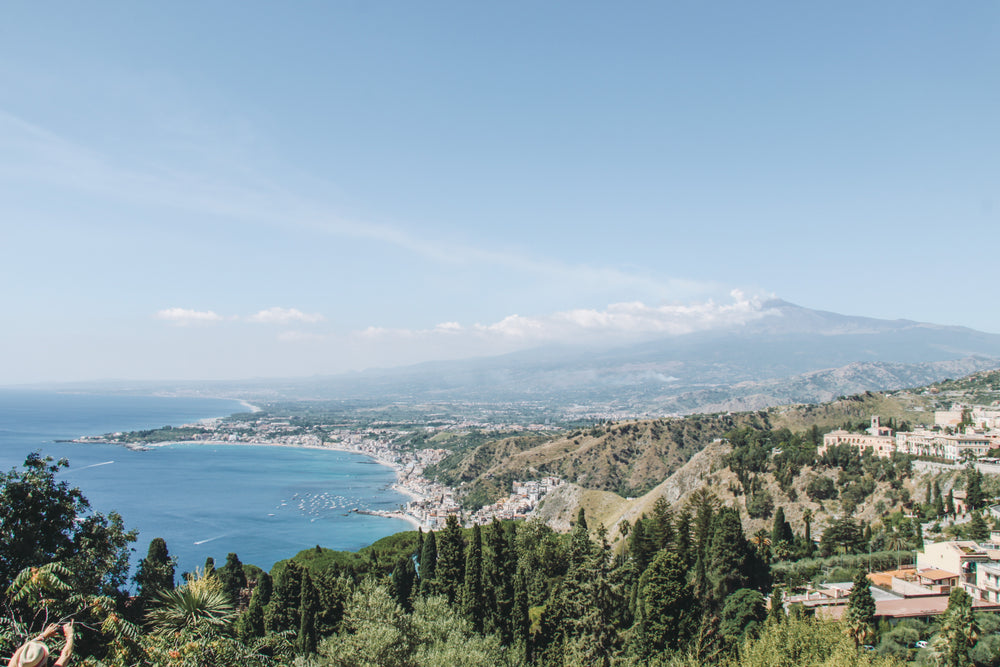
[1,2,998,383]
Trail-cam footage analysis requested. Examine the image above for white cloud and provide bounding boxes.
[356,292,776,347]
[248,307,324,324]
[154,308,224,325]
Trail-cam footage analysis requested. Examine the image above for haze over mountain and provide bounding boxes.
[47,301,1000,416]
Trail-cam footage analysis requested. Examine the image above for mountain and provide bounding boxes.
[34,301,1000,416]
[248,300,1000,413]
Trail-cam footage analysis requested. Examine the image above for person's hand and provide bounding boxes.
[41,623,59,639]
[61,622,74,639]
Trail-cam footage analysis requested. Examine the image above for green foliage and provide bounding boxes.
[735,615,903,666]
[0,453,137,594]
[146,569,236,636]
[845,570,876,646]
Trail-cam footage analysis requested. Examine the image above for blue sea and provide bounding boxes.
[0,390,411,579]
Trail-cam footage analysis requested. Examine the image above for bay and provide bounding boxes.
[0,390,411,578]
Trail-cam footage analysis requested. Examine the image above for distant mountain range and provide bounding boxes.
[34,300,1000,416]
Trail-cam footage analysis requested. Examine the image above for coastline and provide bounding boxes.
[73,436,433,529]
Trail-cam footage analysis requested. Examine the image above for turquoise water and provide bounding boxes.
[0,390,411,578]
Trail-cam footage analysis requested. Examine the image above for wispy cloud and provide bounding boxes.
[0,108,718,303]
[248,307,324,324]
[154,308,225,325]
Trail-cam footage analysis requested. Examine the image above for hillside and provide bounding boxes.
[444,368,1000,540]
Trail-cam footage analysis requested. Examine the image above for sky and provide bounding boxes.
[1,2,998,383]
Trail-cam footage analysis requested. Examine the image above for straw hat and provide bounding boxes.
[17,641,49,667]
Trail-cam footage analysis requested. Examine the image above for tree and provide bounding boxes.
[216,552,247,608]
[483,518,514,643]
[419,529,438,595]
[935,587,978,667]
[264,561,301,634]
[651,497,674,550]
[235,572,270,640]
[462,523,485,632]
[636,549,695,655]
[771,507,794,546]
[392,555,416,613]
[720,588,767,647]
[968,512,989,542]
[435,515,465,605]
[298,569,318,654]
[966,466,984,511]
[0,453,137,594]
[819,517,865,557]
[134,537,176,609]
[628,517,655,573]
[844,570,875,646]
[708,507,761,603]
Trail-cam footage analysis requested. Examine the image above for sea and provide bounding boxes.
[0,390,412,580]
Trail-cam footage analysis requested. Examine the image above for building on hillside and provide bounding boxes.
[819,416,896,458]
[895,431,995,460]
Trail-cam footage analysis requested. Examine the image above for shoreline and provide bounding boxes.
[70,436,433,529]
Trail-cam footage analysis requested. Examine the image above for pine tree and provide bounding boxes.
[707,507,754,604]
[969,512,989,542]
[628,517,655,574]
[674,509,693,567]
[844,570,875,646]
[313,570,349,638]
[651,497,674,551]
[462,523,485,632]
[436,514,466,605]
[418,529,437,596]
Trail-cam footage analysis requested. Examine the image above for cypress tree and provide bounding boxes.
[771,507,793,546]
[134,537,176,608]
[967,467,984,511]
[314,570,349,638]
[484,518,514,643]
[462,523,485,632]
[947,489,956,515]
[265,561,302,634]
[513,563,531,664]
[436,514,466,605]
[418,529,437,595]
[707,507,756,604]
[845,569,875,646]
[392,555,416,612]
[636,549,695,656]
[298,569,318,654]
[934,480,945,516]
[203,556,215,576]
[217,552,247,608]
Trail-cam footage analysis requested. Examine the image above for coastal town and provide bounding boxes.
[74,412,567,530]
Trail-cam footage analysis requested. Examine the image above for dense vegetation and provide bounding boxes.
[6,449,1000,667]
